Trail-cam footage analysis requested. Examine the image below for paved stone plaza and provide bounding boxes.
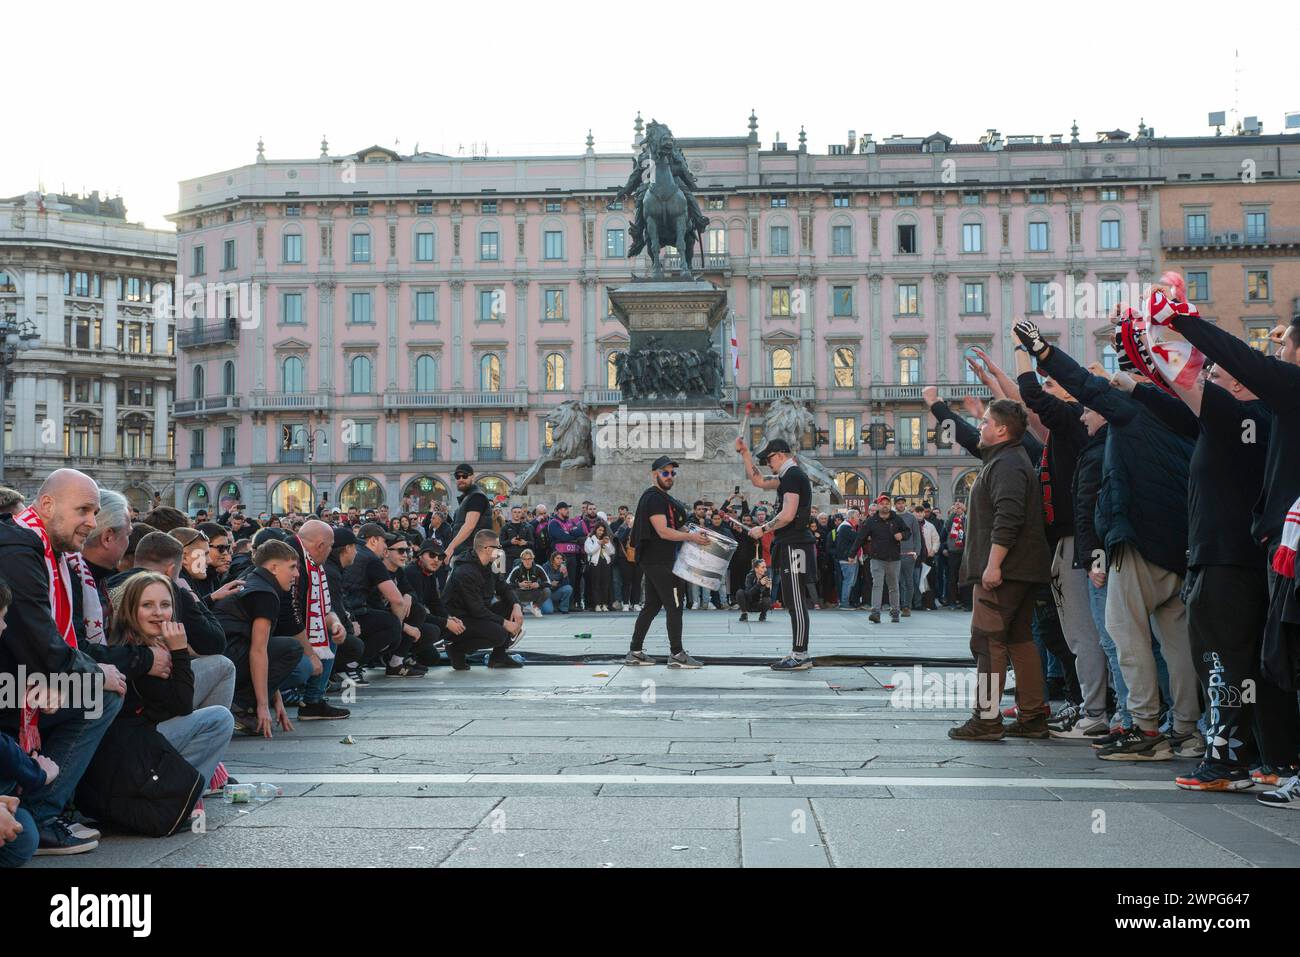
[31,610,1300,868]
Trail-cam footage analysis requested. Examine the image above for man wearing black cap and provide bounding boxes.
[342,522,425,677]
[736,436,816,670]
[446,464,492,565]
[400,540,465,663]
[624,455,711,668]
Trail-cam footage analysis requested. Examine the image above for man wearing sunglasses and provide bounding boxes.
[196,522,234,592]
[624,456,711,668]
[736,437,816,671]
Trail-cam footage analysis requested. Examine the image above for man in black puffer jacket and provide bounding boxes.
[1020,320,1196,762]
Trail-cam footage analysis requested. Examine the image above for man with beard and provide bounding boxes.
[442,530,525,670]
[446,464,492,566]
[623,456,711,668]
[399,540,465,665]
[288,521,351,720]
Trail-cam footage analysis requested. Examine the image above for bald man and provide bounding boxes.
[0,468,125,861]
[289,520,351,720]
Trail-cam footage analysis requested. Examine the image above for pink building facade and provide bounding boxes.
[171,119,1160,515]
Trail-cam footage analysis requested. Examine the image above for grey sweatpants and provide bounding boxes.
[870,559,901,615]
[1051,536,1109,720]
[1104,547,1198,734]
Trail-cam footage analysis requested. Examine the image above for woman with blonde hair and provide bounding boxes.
[106,572,234,784]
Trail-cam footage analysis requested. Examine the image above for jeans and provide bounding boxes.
[542,583,573,614]
[838,561,859,607]
[302,646,337,705]
[0,689,124,867]
[191,654,236,710]
[898,554,917,609]
[870,559,900,615]
[156,706,235,785]
[1090,579,1130,728]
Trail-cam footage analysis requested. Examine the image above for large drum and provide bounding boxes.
[673,524,739,591]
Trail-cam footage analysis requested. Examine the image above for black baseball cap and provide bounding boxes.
[358,522,387,540]
[650,455,679,471]
[330,526,358,548]
[453,463,475,478]
[416,540,445,558]
[755,438,792,463]
[556,501,570,510]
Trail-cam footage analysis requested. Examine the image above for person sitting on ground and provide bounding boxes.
[545,551,574,613]
[738,559,773,622]
[506,548,553,617]
[442,530,525,670]
[100,573,234,786]
[212,540,303,738]
[194,522,235,597]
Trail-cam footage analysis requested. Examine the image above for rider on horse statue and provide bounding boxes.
[612,120,710,276]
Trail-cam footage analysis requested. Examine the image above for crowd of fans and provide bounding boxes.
[933,274,1300,811]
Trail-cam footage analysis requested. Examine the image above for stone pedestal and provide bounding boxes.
[608,280,728,408]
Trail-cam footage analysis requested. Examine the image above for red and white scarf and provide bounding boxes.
[300,541,333,659]
[66,553,106,646]
[1273,496,1300,580]
[13,507,76,753]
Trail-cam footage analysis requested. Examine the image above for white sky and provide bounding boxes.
[8,0,1299,230]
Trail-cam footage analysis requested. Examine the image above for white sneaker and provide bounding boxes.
[530,605,543,618]
[1258,774,1300,809]
[1049,716,1110,742]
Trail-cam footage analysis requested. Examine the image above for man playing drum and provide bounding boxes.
[736,438,817,670]
[623,456,712,668]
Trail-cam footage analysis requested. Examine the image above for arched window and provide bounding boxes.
[339,477,384,511]
[415,354,437,391]
[403,476,448,512]
[479,354,501,392]
[185,483,209,514]
[832,346,855,387]
[350,355,372,395]
[478,475,509,499]
[544,353,566,391]
[898,347,921,385]
[217,482,241,514]
[192,365,205,398]
[607,351,623,389]
[888,470,934,508]
[835,471,868,497]
[222,360,235,396]
[771,347,793,387]
[954,470,978,505]
[269,478,313,514]
[282,356,304,394]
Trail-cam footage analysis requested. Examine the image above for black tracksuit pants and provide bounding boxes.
[630,563,684,655]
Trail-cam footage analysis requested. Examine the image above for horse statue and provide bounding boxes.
[614,120,709,279]
[510,400,593,494]
[762,397,844,503]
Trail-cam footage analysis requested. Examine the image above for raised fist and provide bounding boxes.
[1013,319,1048,357]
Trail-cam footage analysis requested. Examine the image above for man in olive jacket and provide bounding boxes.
[950,399,1053,742]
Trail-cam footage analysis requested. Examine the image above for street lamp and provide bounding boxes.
[0,316,41,484]
[282,425,328,514]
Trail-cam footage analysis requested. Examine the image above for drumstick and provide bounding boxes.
[737,402,753,448]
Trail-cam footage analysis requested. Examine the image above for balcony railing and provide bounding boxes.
[348,446,374,463]
[478,447,504,461]
[177,321,240,349]
[221,450,236,466]
[279,449,306,464]
[413,446,439,462]
[1161,227,1300,249]
[657,252,731,273]
[868,382,993,402]
[173,395,241,418]
[582,386,739,406]
[189,453,204,469]
[382,389,529,410]
[751,384,816,402]
[248,393,330,412]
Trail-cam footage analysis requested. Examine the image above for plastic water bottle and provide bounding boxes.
[254,782,282,802]
[222,784,254,804]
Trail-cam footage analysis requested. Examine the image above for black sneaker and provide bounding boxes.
[738,613,749,622]
[297,700,351,720]
[868,612,881,624]
[1090,725,1131,750]
[448,646,470,671]
[948,716,1005,741]
[1096,728,1172,761]
[1175,762,1254,792]
[487,652,524,669]
[758,612,767,622]
[35,818,98,856]
[385,662,428,678]
[1257,774,1300,809]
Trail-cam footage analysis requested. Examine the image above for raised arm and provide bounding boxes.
[1015,319,1140,427]
[923,386,980,459]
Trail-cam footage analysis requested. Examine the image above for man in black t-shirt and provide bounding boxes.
[446,464,493,565]
[624,455,712,668]
[736,437,816,670]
